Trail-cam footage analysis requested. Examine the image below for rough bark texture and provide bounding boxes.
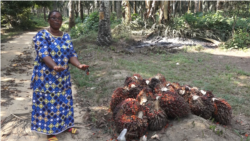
[80,1,84,22]
[123,0,131,25]
[116,1,122,19]
[69,0,75,30]
[97,1,112,46]
[163,1,169,21]
[112,1,115,13]
[133,1,136,14]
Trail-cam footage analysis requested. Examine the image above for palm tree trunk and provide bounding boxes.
[123,0,131,25]
[112,1,115,13]
[179,1,182,16]
[188,0,191,13]
[80,1,84,22]
[69,0,75,30]
[97,1,112,46]
[116,1,122,19]
[133,1,136,14]
[163,0,170,20]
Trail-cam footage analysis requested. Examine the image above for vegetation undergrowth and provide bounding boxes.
[174,12,250,49]
[30,15,49,28]
[1,15,49,42]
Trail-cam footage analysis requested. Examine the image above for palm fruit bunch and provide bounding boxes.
[110,87,128,112]
[188,95,214,119]
[212,98,232,125]
[110,73,233,140]
[144,97,168,131]
[113,98,148,140]
[136,88,168,131]
[159,91,190,118]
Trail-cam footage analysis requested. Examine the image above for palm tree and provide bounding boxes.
[97,1,112,46]
[69,0,75,30]
[122,0,131,25]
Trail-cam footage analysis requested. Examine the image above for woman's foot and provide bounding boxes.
[68,128,79,134]
[47,135,58,141]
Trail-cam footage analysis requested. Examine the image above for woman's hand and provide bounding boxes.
[53,66,66,72]
[78,64,89,70]
[78,64,89,75]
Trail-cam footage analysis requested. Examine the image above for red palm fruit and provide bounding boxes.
[110,87,129,112]
[212,98,232,125]
[133,73,143,81]
[153,73,167,84]
[124,77,134,87]
[148,78,161,91]
[154,83,168,94]
[170,82,181,90]
[113,98,141,119]
[189,95,214,119]
[128,86,142,99]
[114,98,148,140]
[144,97,168,131]
[166,83,177,94]
[199,90,214,99]
[136,87,155,105]
[127,82,138,89]
[140,79,149,87]
[159,91,190,118]
[116,114,148,140]
[124,74,143,87]
[177,85,192,102]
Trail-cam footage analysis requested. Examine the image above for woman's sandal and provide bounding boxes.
[48,136,58,141]
[68,128,79,134]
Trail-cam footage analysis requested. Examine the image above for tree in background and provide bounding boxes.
[1,1,33,28]
[116,1,122,19]
[163,1,170,22]
[33,1,52,21]
[80,1,84,22]
[69,0,75,30]
[122,0,131,25]
[97,1,112,46]
[83,1,94,15]
[52,1,57,10]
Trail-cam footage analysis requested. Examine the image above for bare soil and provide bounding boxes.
[1,30,250,141]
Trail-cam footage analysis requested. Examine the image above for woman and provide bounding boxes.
[30,10,88,141]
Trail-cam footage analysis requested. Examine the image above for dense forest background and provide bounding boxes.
[1,1,250,49]
[1,2,250,140]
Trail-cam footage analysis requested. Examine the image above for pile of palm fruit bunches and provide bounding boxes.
[110,73,232,140]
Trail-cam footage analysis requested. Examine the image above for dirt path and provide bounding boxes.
[0,30,94,141]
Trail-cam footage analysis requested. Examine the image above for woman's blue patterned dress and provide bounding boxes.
[30,29,77,135]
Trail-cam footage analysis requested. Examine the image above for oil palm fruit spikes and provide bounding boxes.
[212,98,232,125]
[189,95,214,119]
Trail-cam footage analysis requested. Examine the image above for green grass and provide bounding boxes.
[70,35,250,116]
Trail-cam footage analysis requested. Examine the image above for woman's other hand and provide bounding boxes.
[53,66,66,72]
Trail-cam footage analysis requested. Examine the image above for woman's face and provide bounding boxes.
[48,12,62,30]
